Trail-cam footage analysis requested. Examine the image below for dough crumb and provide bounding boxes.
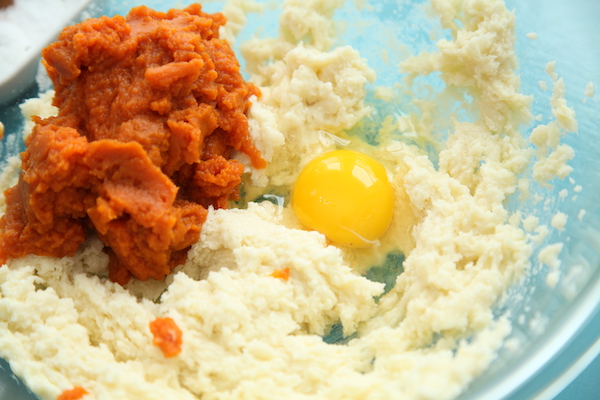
[19,90,57,139]
[523,215,539,232]
[546,270,560,288]
[558,189,568,200]
[532,71,577,183]
[528,312,549,336]
[526,32,538,40]
[545,61,558,82]
[538,243,563,270]
[534,193,544,204]
[584,81,595,98]
[534,225,550,244]
[551,212,567,231]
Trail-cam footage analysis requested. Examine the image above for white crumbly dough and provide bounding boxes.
[584,81,594,98]
[240,44,375,188]
[559,188,569,200]
[217,0,266,44]
[551,212,568,231]
[531,69,577,183]
[538,243,563,288]
[526,32,538,40]
[523,215,539,232]
[0,0,577,399]
[0,155,21,213]
[19,89,58,139]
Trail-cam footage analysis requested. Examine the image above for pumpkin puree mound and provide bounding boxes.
[0,4,265,284]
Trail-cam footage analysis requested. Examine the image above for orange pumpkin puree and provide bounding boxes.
[270,267,291,280]
[57,386,88,400]
[0,4,265,284]
[150,316,183,358]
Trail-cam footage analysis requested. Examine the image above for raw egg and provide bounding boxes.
[292,149,394,247]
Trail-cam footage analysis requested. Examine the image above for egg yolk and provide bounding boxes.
[292,150,394,247]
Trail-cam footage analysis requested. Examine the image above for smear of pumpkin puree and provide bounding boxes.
[0,4,265,284]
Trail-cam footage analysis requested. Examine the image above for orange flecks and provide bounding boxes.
[57,386,88,400]
[270,267,291,281]
[150,317,183,358]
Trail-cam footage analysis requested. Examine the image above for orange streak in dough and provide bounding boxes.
[270,267,291,281]
[57,386,88,400]
[150,317,183,358]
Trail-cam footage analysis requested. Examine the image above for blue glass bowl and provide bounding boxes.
[0,1,598,399]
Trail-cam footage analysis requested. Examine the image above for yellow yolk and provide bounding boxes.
[292,150,394,247]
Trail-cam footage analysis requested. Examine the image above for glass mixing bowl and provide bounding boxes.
[0,0,598,399]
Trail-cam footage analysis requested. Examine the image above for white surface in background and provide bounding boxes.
[0,0,93,104]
